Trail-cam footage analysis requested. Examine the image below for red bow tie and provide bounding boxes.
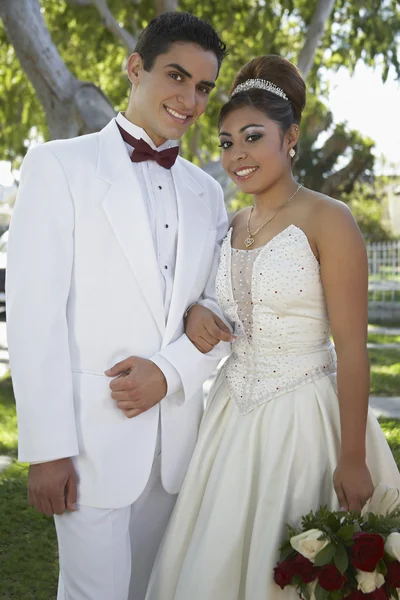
[117,123,179,169]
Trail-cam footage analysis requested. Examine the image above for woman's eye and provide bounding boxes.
[247,133,262,142]
[218,141,232,150]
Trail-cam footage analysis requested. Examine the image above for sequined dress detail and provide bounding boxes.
[216,225,337,414]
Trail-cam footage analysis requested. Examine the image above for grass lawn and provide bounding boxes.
[368,332,400,345]
[0,338,400,598]
[369,347,400,396]
[0,375,58,600]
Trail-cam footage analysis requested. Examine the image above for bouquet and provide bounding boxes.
[274,484,400,600]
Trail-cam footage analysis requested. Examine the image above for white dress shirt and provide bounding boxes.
[116,113,182,395]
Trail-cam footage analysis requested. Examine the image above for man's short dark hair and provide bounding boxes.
[134,12,227,74]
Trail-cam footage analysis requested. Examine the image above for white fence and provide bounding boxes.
[367,240,400,322]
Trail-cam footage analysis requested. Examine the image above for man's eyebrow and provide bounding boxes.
[165,63,216,89]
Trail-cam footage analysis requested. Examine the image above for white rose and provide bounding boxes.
[290,529,329,562]
[356,570,385,594]
[385,532,400,561]
[362,484,400,517]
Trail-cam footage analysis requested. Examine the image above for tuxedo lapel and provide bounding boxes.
[98,120,165,334]
[163,160,210,344]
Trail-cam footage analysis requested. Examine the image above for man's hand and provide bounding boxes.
[105,357,167,418]
[28,458,78,516]
[185,304,233,353]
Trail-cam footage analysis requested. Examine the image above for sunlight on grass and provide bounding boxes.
[368,332,400,345]
[369,348,400,396]
[0,376,18,455]
[378,418,400,468]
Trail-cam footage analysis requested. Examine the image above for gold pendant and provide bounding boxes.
[244,237,255,248]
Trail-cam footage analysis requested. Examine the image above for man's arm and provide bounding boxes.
[6,145,79,463]
[106,183,231,413]
[149,182,231,401]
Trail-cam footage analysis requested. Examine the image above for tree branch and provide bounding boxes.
[90,0,137,52]
[297,0,336,78]
[0,0,116,139]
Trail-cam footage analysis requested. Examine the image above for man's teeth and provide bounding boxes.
[166,107,187,121]
[236,167,258,177]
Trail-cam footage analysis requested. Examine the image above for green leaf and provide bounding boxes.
[377,559,388,576]
[334,544,349,575]
[336,525,354,543]
[314,543,336,567]
[315,583,329,600]
[280,544,295,561]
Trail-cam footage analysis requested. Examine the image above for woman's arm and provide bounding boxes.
[316,197,374,512]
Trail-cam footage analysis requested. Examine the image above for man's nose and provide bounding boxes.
[177,86,197,111]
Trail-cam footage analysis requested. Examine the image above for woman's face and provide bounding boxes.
[219,105,293,194]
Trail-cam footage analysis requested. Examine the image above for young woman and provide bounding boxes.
[145,55,400,600]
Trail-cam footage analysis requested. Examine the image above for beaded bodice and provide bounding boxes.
[216,226,337,414]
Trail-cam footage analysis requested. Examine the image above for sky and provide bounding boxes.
[0,61,399,189]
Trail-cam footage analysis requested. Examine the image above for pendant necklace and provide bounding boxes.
[244,184,302,248]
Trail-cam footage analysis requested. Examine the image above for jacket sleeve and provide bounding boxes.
[6,146,79,463]
[151,182,231,404]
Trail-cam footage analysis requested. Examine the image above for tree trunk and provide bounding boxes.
[0,0,116,140]
[297,0,336,79]
[156,0,179,14]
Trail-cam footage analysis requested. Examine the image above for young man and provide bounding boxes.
[6,12,231,600]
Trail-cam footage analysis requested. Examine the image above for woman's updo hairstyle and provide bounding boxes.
[218,55,306,152]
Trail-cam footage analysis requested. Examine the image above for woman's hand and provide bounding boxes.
[333,456,374,513]
[185,304,233,353]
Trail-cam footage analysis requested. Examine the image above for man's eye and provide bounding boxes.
[198,86,211,95]
[170,73,183,81]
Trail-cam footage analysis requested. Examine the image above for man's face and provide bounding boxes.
[127,42,219,146]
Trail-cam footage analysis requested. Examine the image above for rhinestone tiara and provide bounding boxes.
[231,78,289,100]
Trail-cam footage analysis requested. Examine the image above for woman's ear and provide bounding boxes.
[287,123,300,152]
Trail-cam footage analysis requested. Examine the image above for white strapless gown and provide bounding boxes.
[145,225,400,600]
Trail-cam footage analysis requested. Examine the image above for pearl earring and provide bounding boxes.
[289,148,296,158]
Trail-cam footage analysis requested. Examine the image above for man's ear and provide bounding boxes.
[127,52,144,87]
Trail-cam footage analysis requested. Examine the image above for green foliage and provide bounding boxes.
[1,0,400,182]
[343,178,394,242]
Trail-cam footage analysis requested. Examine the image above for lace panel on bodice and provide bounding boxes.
[231,247,263,342]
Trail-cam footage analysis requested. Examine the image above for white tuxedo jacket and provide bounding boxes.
[6,119,229,508]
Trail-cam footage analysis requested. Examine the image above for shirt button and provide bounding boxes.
[165,224,169,229]
[164,265,168,270]
[158,185,162,190]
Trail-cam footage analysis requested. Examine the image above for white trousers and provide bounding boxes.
[54,435,177,600]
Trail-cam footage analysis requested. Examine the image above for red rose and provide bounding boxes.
[274,559,295,589]
[350,533,384,572]
[291,554,318,584]
[318,564,347,591]
[366,588,389,600]
[387,561,400,588]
